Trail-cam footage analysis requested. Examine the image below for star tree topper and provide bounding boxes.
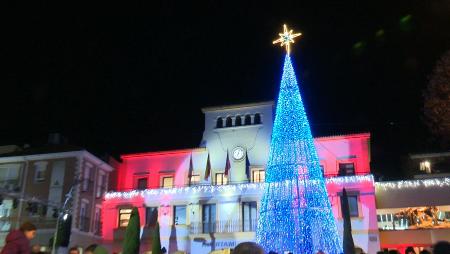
[273,24,302,54]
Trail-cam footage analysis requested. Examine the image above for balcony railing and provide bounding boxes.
[189,219,257,234]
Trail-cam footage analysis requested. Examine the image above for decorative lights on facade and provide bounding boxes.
[105,175,375,200]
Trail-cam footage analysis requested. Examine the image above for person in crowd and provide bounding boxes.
[30,245,41,254]
[268,251,277,254]
[433,241,450,254]
[69,247,80,254]
[405,246,416,254]
[232,242,265,254]
[388,250,400,254]
[377,251,385,254]
[316,251,325,254]
[1,222,37,254]
[419,250,431,254]
[85,244,108,254]
[84,244,98,254]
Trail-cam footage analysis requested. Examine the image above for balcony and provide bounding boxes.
[189,219,257,234]
[0,180,20,192]
[0,217,57,231]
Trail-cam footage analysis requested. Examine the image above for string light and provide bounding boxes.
[327,174,374,185]
[256,51,342,254]
[105,175,374,200]
[376,177,450,190]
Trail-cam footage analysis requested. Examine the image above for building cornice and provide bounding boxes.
[121,147,207,160]
[0,150,114,172]
[315,132,370,141]
[201,101,274,113]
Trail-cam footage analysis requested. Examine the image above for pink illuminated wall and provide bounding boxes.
[103,133,376,248]
[115,133,371,192]
[315,133,371,176]
[116,148,204,191]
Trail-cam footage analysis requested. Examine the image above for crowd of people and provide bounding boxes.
[230,242,450,254]
[0,222,108,254]
[0,222,449,254]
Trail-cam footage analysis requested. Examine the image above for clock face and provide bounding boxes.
[232,147,245,161]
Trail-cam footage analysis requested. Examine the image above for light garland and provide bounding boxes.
[256,52,343,254]
[327,174,374,185]
[105,175,374,200]
[376,177,450,190]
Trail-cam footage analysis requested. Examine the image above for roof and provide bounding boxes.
[0,144,84,157]
[315,132,370,141]
[201,101,274,113]
[121,147,207,159]
[409,151,450,159]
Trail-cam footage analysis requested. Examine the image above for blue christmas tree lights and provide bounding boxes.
[256,54,343,253]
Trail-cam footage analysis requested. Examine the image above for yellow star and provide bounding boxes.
[273,24,302,54]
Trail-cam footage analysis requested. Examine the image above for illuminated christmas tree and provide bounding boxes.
[256,25,343,254]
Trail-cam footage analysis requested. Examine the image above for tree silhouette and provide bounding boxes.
[423,50,450,148]
[122,207,140,254]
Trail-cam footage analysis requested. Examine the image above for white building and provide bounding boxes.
[102,102,379,254]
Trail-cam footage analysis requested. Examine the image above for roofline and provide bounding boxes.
[410,151,450,159]
[315,132,371,141]
[201,101,274,113]
[121,147,207,159]
[0,150,114,172]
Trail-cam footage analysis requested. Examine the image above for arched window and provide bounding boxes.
[235,115,242,126]
[244,115,252,125]
[226,117,232,127]
[254,113,261,124]
[216,117,223,128]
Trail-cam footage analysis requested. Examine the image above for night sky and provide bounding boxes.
[2,1,450,179]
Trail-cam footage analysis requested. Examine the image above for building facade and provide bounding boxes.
[102,102,380,254]
[376,152,450,254]
[0,146,114,249]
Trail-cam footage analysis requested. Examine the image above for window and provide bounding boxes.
[137,177,148,190]
[338,163,355,176]
[162,176,174,188]
[216,117,223,128]
[202,204,216,233]
[0,165,20,191]
[94,207,101,235]
[244,115,252,125]
[252,170,265,183]
[174,206,187,225]
[419,161,431,174]
[341,194,359,217]
[80,201,90,231]
[119,208,132,227]
[96,172,106,198]
[225,117,232,127]
[319,165,325,177]
[145,207,158,227]
[215,173,227,185]
[235,116,242,126]
[189,174,200,186]
[82,165,92,192]
[242,201,257,232]
[254,113,261,124]
[34,162,47,183]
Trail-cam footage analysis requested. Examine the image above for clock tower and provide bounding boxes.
[200,101,274,183]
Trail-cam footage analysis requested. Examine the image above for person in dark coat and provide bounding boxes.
[1,222,37,254]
